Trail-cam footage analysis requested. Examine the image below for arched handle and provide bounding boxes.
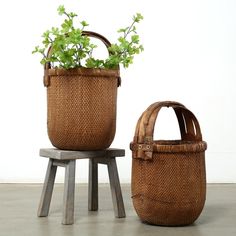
[44,31,117,87]
[132,101,202,160]
[134,101,186,143]
[82,31,111,48]
[142,101,202,141]
[45,31,111,70]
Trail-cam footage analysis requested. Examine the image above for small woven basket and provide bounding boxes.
[44,31,120,150]
[130,101,207,226]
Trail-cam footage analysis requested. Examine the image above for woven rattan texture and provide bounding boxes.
[47,73,117,150]
[131,101,207,226]
[132,146,206,226]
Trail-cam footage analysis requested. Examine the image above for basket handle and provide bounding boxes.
[44,31,115,87]
[132,101,202,160]
[134,101,186,142]
[82,31,111,48]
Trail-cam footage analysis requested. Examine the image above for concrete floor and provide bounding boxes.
[0,184,235,236]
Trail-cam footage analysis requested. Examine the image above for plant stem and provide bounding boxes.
[64,12,71,20]
[124,20,136,38]
[75,45,81,66]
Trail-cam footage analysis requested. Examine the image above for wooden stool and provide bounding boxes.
[37,148,126,225]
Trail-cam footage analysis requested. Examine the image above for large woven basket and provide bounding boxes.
[130,101,207,226]
[43,31,120,150]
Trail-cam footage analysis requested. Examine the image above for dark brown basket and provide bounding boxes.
[43,31,120,150]
[130,101,207,226]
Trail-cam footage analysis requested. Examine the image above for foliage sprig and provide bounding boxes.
[33,5,143,69]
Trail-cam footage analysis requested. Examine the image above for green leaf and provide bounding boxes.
[133,13,144,22]
[81,21,89,27]
[61,19,73,32]
[90,44,97,49]
[32,46,39,54]
[57,5,65,15]
[139,45,144,51]
[131,35,139,43]
[86,58,104,68]
[69,12,78,18]
[117,27,129,33]
[42,30,50,38]
[51,27,59,35]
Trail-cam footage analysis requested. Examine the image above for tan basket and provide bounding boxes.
[43,31,120,150]
[130,101,207,226]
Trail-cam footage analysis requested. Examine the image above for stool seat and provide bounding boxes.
[40,148,125,160]
[37,148,126,225]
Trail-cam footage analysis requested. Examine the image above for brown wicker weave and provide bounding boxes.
[130,101,207,226]
[43,31,120,150]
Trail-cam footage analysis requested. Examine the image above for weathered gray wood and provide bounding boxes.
[92,157,109,165]
[52,160,69,167]
[38,148,126,224]
[62,160,76,225]
[107,158,126,218]
[88,158,98,211]
[40,148,125,160]
[37,159,57,217]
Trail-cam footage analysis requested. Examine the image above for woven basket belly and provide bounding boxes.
[47,74,117,150]
[132,151,206,226]
[130,101,207,226]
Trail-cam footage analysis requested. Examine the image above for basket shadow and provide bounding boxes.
[196,203,229,225]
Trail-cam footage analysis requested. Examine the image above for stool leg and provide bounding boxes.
[38,159,57,217]
[62,160,76,225]
[88,158,98,211]
[107,157,126,218]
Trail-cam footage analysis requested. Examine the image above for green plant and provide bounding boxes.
[32,5,143,69]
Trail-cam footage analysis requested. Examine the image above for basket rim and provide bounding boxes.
[47,67,120,78]
[153,140,207,153]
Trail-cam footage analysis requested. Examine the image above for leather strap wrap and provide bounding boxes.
[130,142,153,160]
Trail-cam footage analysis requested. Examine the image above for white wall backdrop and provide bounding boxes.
[0,0,235,183]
